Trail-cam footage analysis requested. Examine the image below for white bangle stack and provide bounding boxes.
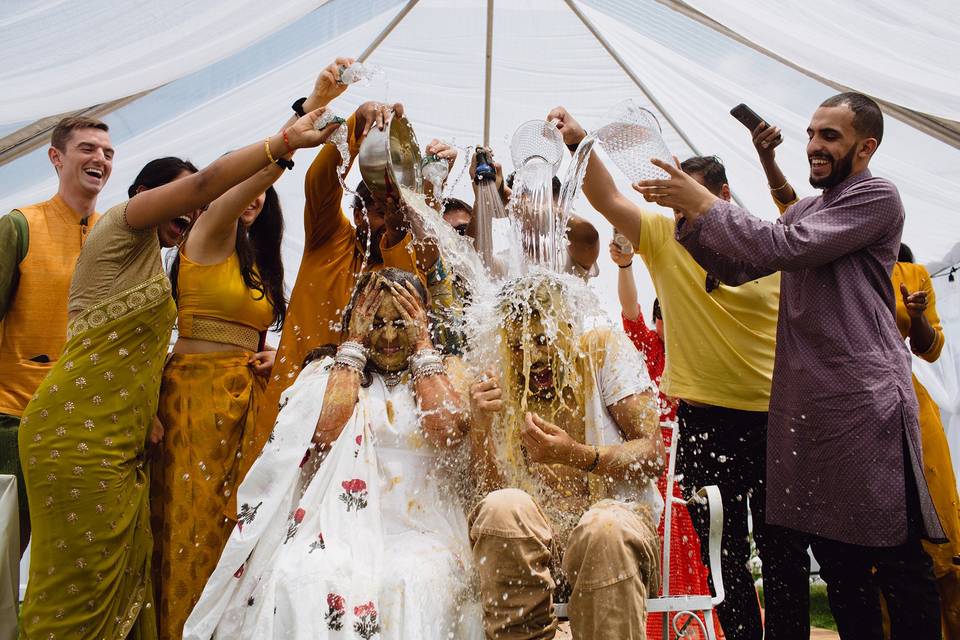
[409,347,445,381]
[334,341,367,373]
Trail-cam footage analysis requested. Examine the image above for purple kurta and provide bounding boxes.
[676,169,944,547]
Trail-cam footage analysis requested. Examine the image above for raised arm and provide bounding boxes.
[547,106,643,245]
[638,159,903,274]
[303,101,403,251]
[609,240,639,321]
[189,60,355,257]
[751,120,798,207]
[124,109,340,231]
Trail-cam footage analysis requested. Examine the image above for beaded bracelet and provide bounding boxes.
[334,341,367,373]
[281,129,294,154]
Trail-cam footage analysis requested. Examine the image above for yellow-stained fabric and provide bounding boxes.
[0,195,99,417]
[175,251,274,343]
[634,209,779,411]
[151,351,266,640]
[18,271,175,640]
[892,262,960,637]
[256,113,427,437]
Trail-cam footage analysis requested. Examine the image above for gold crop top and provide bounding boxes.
[176,251,275,351]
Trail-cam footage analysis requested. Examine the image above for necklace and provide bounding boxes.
[382,370,404,388]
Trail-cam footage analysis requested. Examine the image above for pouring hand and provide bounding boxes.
[425,139,458,169]
[547,106,587,147]
[312,57,355,106]
[355,101,405,138]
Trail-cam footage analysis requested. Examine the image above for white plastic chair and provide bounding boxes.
[555,422,725,639]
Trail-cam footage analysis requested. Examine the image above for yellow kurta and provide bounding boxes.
[892,262,960,637]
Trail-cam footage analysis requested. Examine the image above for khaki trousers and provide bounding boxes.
[469,488,660,640]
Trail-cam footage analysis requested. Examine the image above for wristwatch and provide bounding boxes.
[291,97,307,118]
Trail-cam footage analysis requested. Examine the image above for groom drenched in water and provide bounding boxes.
[469,272,665,639]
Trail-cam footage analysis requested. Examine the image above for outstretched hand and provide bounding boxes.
[632,158,719,222]
[547,106,587,148]
[285,108,345,150]
[899,282,928,320]
[356,101,405,138]
[313,57,356,106]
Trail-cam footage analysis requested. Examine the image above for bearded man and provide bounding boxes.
[469,272,664,639]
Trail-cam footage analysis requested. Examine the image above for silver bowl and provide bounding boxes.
[358,114,423,197]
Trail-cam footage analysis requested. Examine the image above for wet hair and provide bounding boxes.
[898,243,915,264]
[127,157,198,198]
[680,156,727,197]
[352,181,375,212]
[51,116,109,151]
[170,186,288,330]
[442,197,473,216]
[652,298,662,322]
[820,92,884,145]
[506,172,562,200]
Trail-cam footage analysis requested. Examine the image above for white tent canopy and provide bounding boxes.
[0,0,958,333]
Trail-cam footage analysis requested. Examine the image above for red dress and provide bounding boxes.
[623,308,717,639]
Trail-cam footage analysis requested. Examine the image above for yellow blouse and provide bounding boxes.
[176,251,275,349]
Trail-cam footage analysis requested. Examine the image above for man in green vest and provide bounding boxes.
[0,116,113,555]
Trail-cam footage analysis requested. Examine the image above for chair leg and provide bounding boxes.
[703,609,717,640]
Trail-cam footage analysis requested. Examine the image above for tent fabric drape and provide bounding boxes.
[0,0,329,125]
[657,0,960,124]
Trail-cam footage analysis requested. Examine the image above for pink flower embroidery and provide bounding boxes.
[353,601,380,639]
[325,592,345,630]
[339,479,369,512]
[284,507,306,543]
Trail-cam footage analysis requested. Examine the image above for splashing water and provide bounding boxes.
[555,132,598,236]
[338,61,385,86]
[472,179,504,270]
[509,160,560,272]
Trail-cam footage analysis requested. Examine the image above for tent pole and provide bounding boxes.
[483,0,494,147]
[563,0,747,208]
[358,0,421,62]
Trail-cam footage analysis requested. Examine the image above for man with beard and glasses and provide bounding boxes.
[634,92,945,639]
[0,116,112,559]
[256,98,433,439]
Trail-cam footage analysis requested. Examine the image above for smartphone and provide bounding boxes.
[730,103,764,130]
[730,103,782,146]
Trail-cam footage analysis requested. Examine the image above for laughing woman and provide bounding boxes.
[150,168,288,640]
[17,108,340,640]
[184,268,483,639]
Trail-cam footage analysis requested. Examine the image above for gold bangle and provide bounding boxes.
[768,179,788,191]
[264,138,277,165]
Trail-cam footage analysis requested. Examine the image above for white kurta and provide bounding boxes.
[183,357,482,640]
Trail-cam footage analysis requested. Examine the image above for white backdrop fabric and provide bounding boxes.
[914,275,960,480]
[0,0,328,125]
[671,0,960,122]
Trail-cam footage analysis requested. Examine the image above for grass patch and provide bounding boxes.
[758,582,837,631]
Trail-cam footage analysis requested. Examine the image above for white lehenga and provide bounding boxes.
[183,357,483,640]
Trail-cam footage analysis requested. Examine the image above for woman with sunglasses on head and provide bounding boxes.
[148,59,354,640]
[17,104,341,640]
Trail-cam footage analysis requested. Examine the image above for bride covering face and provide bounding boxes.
[183,268,482,640]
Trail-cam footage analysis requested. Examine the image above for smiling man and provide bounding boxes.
[0,116,112,555]
[634,92,946,638]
